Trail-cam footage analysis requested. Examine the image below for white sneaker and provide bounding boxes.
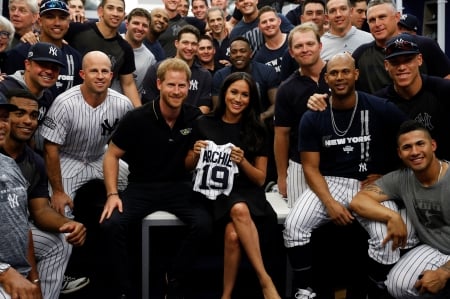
[294,288,316,299]
[60,275,90,294]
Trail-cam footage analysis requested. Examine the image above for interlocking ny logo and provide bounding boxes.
[101,118,119,136]
[49,46,58,56]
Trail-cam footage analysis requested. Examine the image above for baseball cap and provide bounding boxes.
[27,42,65,68]
[398,14,419,33]
[0,92,18,112]
[384,34,420,60]
[39,0,70,16]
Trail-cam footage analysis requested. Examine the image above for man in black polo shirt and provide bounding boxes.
[100,58,212,299]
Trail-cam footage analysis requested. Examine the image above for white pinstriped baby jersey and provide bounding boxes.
[193,141,239,200]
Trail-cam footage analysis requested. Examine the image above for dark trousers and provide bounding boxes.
[100,181,213,297]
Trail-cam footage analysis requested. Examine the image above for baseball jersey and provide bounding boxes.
[193,141,239,200]
[376,164,450,255]
[40,86,133,178]
[0,154,30,276]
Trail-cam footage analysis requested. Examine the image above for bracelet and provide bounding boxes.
[107,192,119,198]
[32,279,40,284]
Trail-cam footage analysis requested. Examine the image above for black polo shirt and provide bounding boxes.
[111,100,202,183]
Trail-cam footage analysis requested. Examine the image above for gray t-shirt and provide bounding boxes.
[0,154,30,275]
[376,163,450,255]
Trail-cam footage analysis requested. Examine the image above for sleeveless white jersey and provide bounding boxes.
[193,141,239,200]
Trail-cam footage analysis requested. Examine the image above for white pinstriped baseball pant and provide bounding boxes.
[283,175,419,265]
[49,158,129,215]
[386,244,450,299]
[286,160,308,208]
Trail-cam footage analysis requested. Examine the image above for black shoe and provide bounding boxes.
[165,274,184,299]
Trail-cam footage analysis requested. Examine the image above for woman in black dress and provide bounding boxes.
[186,72,280,299]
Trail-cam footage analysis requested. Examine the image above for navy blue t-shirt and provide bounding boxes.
[299,92,408,180]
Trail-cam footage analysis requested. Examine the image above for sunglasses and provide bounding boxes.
[0,31,10,39]
[384,39,418,57]
[40,0,68,11]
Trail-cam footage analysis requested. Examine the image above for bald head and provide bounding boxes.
[327,52,355,72]
[82,51,112,71]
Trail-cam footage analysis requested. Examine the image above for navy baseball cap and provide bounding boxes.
[40,0,70,16]
[0,92,18,112]
[27,42,65,68]
[398,14,419,33]
[384,34,420,60]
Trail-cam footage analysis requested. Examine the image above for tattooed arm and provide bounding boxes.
[350,184,407,249]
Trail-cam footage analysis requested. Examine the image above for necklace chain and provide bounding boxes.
[330,92,359,137]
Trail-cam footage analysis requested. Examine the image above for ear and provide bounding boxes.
[156,78,162,91]
[354,68,359,81]
[384,59,389,72]
[79,69,85,80]
[417,54,423,67]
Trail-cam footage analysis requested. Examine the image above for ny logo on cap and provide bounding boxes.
[49,46,58,56]
[400,14,407,21]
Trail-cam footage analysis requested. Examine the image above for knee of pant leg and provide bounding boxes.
[189,213,213,238]
[99,210,124,235]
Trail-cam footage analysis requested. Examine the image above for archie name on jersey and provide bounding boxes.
[202,149,233,167]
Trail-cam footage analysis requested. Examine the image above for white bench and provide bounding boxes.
[141,192,289,299]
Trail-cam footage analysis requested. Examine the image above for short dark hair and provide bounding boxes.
[126,7,151,23]
[258,5,278,19]
[177,24,200,41]
[199,34,213,44]
[6,88,39,103]
[230,36,252,51]
[302,0,326,15]
[396,120,432,144]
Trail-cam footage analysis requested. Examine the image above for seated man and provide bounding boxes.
[283,52,409,298]
[351,120,450,299]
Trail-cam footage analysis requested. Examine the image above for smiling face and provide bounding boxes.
[288,29,322,68]
[150,8,169,34]
[397,129,437,173]
[97,0,125,30]
[79,51,113,95]
[192,0,208,20]
[8,96,39,142]
[207,9,225,35]
[224,79,250,120]
[258,10,281,38]
[157,70,190,110]
[175,32,199,63]
[197,38,215,64]
[230,40,251,70]
[125,14,150,44]
[24,60,60,91]
[39,10,70,43]
[325,53,359,99]
[326,0,352,34]
[367,3,399,46]
[385,54,422,89]
[351,0,367,29]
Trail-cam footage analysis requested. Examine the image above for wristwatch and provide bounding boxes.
[0,263,11,274]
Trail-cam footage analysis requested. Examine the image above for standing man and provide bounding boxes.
[143,25,212,113]
[230,0,293,54]
[206,7,231,67]
[64,0,141,107]
[0,95,41,299]
[158,0,190,58]
[40,51,133,219]
[280,0,327,81]
[8,0,39,48]
[4,0,83,98]
[283,53,408,298]
[353,0,450,93]
[144,8,169,62]
[274,23,328,205]
[120,8,156,96]
[254,6,288,80]
[376,33,450,161]
[349,0,368,30]
[350,120,450,299]
[100,58,212,299]
[2,88,87,298]
[320,0,373,61]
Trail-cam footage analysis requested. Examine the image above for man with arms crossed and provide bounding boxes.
[351,120,450,299]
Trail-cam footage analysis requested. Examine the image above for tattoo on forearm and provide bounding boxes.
[363,184,386,195]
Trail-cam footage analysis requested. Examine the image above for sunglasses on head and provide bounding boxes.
[40,0,68,11]
[384,39,418,57]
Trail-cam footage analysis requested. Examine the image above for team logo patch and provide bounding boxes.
[180,128,192,135]
[43,116,57,130]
